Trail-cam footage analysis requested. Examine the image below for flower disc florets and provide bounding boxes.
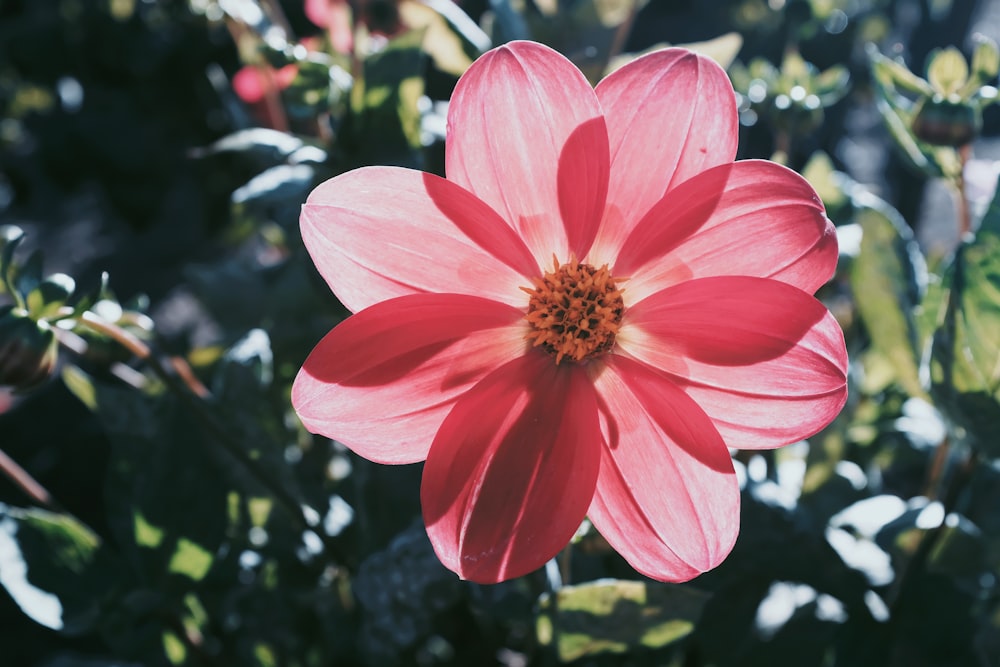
[522,256,624,364]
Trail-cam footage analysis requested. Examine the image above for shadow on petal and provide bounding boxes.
[557,116,610,260]
[422,353,602,583]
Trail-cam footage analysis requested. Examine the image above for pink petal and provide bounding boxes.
[619,276,848,449]
[292,294,526,464]
[614,160,837,303]
[305,0,344,28]
[588,355,739,581]
[446,41,610,264]
[301,167,539,313]
[422,353,602,583]
[590,48,738,263]
[232,64,298,104]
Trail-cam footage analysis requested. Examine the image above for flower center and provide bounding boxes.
[522,257,625,364]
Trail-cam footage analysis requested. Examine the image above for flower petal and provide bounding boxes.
[591,48,738,263]
[588,355,739,581]
[614,160,837,303]
[422,353,602,583]
[301,166,539,313]
[446,40,610,264]
[292,294,526,464]
[620,276,848,449]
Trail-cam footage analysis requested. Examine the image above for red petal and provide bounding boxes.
[620,276,848,448]
[422,353,601,583]
[591,49,738,263]
[292,294,526,464]
[614,160,837,303]
[301,167,539,313]
[446,41,609,263]
[588,355,739,581]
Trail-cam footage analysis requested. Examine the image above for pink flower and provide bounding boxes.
[293,41,848,583]
[304,0,354,54]
[232,64,299,105]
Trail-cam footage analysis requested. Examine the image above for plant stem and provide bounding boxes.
[955,143,973,239]
[602,0,642,75]
[0,446,61,512]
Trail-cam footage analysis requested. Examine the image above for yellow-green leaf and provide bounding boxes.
[537,579,709,662]
[927,46,969,97]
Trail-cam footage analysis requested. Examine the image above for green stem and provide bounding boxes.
[601,0,642,75]
[955,143,973,239]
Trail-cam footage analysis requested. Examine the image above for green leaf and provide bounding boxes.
[167,538,214,582]
[926,47,969,97]
[850,194,928,399]
[536,579,709,662]
[402,0,489,78]
[192,128,307,169]
[871,92,945,179]
[607,33,744,79]
[231,164,316,229]
[349,29,427,161]
[61,365,98,410]
[967,35,1000,90]
[869,48,934,98]
[0,225,25,302]
[930,176,1000,456]
[13,248,44,305]
[25,273,76,320]
[212,328,273,398]
[801,151,850,216]
[96,383,230,583]
[0,504,117,634]
[814,65,851,105]
[927,514,985,579]
[868,48,966,177]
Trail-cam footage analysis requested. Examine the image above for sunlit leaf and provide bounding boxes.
[212,328,273,397]
[814,65,850,103]
[801,151,850,217]
[192,128,305,166]
[349,29,427,161]
[400,0,489,78]
[869,48,934,97]
[850,192,928,399]
[967,35,1000,95]
[0,504,116,634]
[61,366,98,410]
[231,164,316,228]
[168,538,214,581]
[536,579,708,662]
[926,47,969,97]
[96,383,229,582]
[25,273,75,320]
[931,176,1000,457]
[606,32,744,78]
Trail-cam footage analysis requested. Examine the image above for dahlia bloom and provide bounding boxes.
[293,41,848,583]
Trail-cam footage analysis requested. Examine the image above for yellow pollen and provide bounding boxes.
[521,256,625,364]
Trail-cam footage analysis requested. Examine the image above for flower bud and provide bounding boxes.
[912,96,980,147]
[0,306,58,391]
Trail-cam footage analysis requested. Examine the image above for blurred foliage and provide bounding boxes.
[2,0,1000,666]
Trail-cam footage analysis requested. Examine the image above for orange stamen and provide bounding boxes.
[522,256,625,364]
